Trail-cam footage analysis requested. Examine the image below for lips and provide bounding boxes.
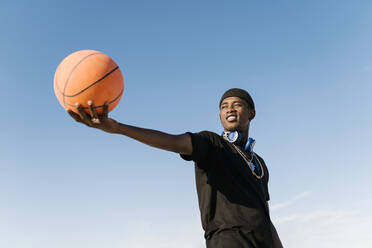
[226,115,237,122]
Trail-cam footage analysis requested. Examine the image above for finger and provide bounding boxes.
[75,103,90,122]
[88,100,99,121]
[103,101,109,118]
[66,109,82,122]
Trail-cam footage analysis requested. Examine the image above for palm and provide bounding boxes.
[67,101,119,133]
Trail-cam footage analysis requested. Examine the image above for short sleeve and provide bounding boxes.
[180,131,215,169]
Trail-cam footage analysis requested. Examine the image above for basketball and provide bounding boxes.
[54,50,124,115]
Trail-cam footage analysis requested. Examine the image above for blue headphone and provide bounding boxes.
[221,130,255,152]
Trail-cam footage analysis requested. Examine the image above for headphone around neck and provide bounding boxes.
[221,130,255,152]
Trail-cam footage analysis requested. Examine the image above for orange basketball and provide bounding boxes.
[54,50,124,115]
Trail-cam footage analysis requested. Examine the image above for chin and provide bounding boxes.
[224,124,239,132]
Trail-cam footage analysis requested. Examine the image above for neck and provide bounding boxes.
[241,130,249,146]
[241,123,250,145]
[224,126,249,148]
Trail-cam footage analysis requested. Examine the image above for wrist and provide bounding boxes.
[110,120,120,134]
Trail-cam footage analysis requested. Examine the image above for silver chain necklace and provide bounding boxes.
[231,143,264,179]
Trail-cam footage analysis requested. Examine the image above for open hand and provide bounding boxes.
[67,101,119,134]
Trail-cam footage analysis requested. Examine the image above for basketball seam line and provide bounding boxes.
[62,66,120,98]
[64,88,124,109]
[61,52,101,107]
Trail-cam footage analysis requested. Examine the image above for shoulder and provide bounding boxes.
[254,152,266,164]
[193,130,224,146]
[186,130,226,152]
[181,131,222,165]
[196,130,220,139]
[254,152,270,172]
[254,152,270,176]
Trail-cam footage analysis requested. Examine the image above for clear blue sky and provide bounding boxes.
[1,1,372,247]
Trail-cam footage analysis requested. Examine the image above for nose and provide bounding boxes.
[226,104,236,112]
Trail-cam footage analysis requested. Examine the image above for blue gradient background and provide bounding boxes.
[1,1,372,247]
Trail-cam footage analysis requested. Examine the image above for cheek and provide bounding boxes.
[219,112,224,121]
[240,110,251,123]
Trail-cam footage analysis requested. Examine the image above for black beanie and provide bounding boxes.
[219,88,255,110]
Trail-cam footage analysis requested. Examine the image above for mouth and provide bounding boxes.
[226,114,237,122]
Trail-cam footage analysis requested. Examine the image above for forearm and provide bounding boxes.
[271,222,283,248]
[67,103,192,155]
[114,122,192,154]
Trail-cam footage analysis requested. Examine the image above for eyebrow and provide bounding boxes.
[221,100,244,105]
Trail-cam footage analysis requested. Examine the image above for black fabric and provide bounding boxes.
[219,88,255,110]
[206,228,262,248]
[180,131,273,248]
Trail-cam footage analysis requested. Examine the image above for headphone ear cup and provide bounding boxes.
[222,131,254,153]
[222,131,242,144]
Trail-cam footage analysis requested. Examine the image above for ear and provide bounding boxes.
[249,109,256,121]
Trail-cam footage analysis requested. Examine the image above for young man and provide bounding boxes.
[67,88,283,248]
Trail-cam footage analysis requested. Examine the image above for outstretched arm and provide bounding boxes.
[67,101,192,155]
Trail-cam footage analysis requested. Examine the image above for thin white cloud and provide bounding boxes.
[274,209,370,248]
[269,192,371,247]
[273,210,359,225]
[270,191,311,211]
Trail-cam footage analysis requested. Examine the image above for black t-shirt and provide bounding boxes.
[180,131,273,247]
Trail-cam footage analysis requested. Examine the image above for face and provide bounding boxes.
[219,96,255,132]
